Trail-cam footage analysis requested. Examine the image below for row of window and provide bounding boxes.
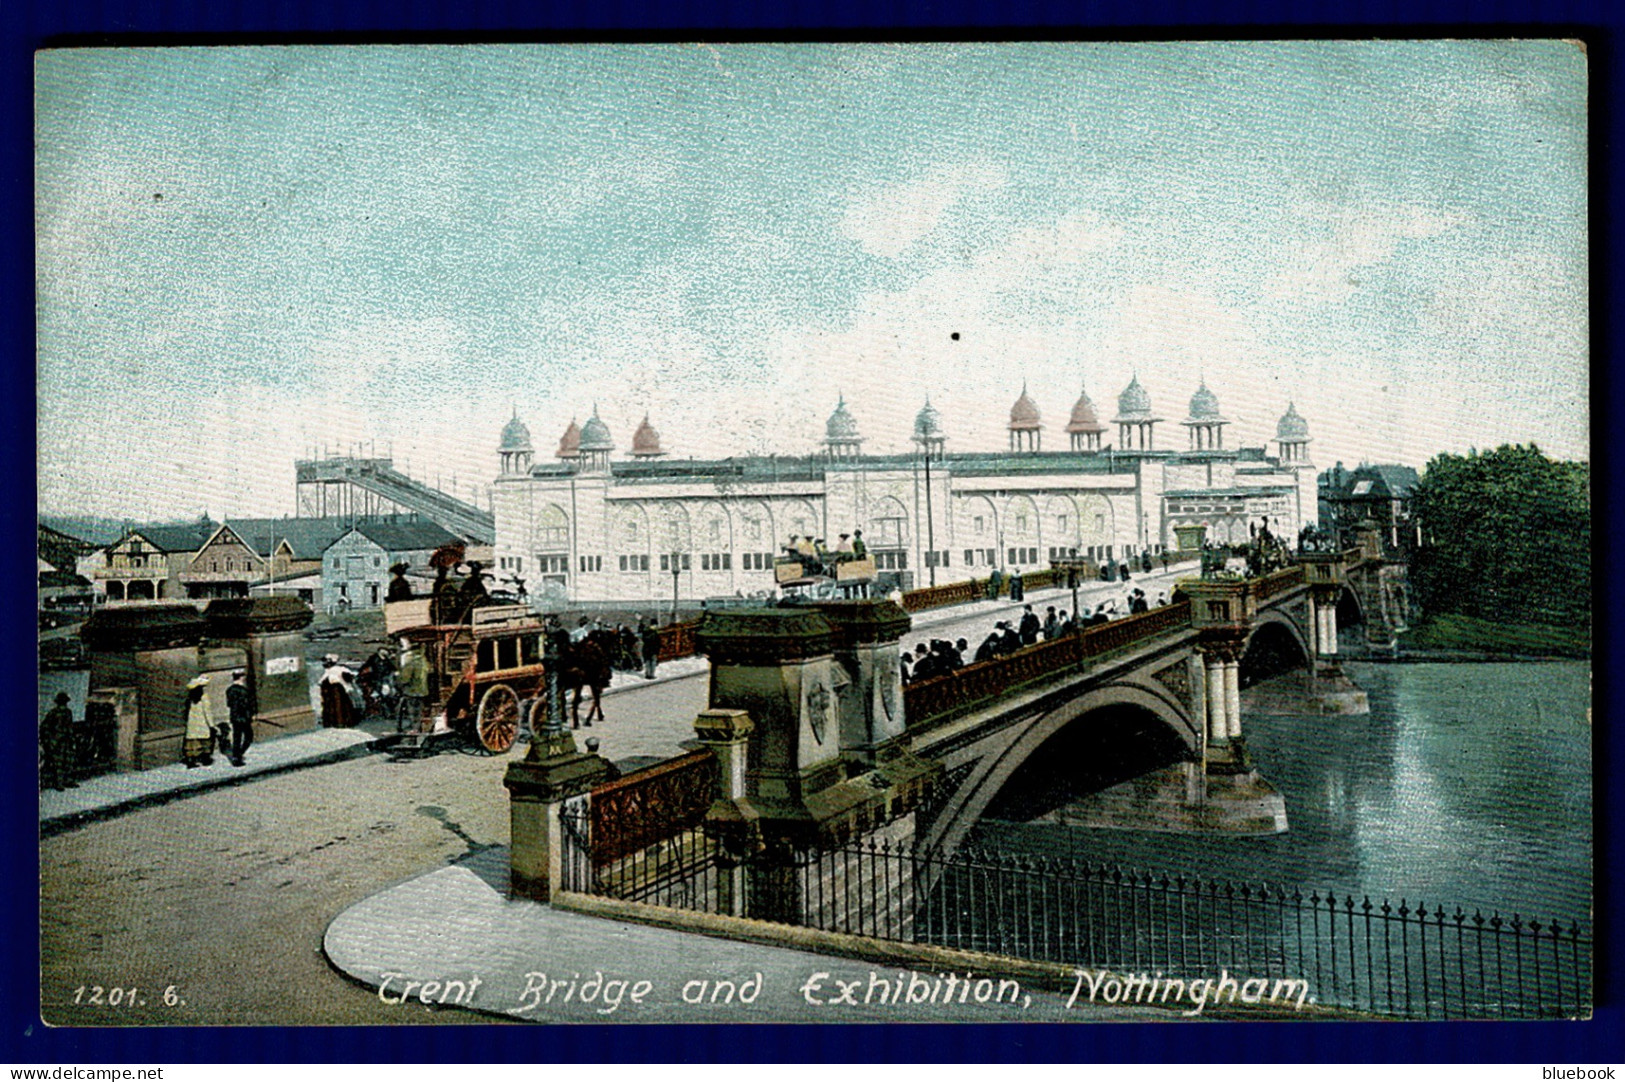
[329,556,386,570]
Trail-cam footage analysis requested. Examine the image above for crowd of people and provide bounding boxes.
[900,589,1170,685]
[563,614,665,679]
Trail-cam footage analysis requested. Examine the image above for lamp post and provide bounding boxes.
[671,550,682,622]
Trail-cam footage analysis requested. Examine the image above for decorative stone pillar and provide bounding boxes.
[203,597,318,737]
[695,708,754,917]
[806,599,912,767]
[502,727,612,903]
[695,606,941,925]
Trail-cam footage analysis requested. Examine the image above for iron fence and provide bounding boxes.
[557,813,1589,1020]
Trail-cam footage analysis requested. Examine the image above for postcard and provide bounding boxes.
[36,41,1589,1027]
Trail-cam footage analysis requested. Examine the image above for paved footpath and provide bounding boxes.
[323,846,1157,1024]
[39,727,375,833]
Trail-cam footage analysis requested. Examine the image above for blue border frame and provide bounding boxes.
[7,0,1619,1064]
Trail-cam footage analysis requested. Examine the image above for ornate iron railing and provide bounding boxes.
[560,821,1591,1020]
[901,568,1062,613]
[901,578,983,613]
[654,620,700,662]
[588,749,718,864]
[903,601,1194,732]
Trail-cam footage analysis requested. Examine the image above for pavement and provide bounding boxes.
[38,726,376,834]
[322,845,1155,1024]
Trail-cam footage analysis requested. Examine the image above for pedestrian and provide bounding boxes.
[1043,606,1059,641]
[226,669,256,767]
[319,657,358,729]
[899,652,912,684]
[1011,569,1025,602]
[988,566,1003,601]
[974,633,999,663]
[954,638,970,668]
[623,623,643,674]
[40,691,78,790]
[182,675,215,767]
[641,619,661,679]
[386,561,414,602]
[397,638,429,729]
[1019,604,1041,645]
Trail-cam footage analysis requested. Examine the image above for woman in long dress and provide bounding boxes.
[182,676,215,767]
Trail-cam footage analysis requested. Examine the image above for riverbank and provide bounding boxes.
[1394,613,1590,660]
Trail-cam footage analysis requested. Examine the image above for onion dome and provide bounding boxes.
[1187,380,1223,422]
[579,407,614,452]
[826,395,861,441]
[1008,384,1042,430]
[913,398,945,441]
[555,418,582,459]
[499,410,533,452]
[1116,375,1153,420]
[630,414,664,457]
[1065,384,1107,433]
[1276,401,1311,441]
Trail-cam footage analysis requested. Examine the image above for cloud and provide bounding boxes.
[840,161,1008,260]
[1265,202,1469,306]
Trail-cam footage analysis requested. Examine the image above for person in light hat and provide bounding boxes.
[182,675,215,768]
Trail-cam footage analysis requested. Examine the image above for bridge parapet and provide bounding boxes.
[903,601,1193,735]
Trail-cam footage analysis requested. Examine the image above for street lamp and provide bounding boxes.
[670,550,683,622]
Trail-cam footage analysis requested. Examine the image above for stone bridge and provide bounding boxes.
[507,532,1408,911]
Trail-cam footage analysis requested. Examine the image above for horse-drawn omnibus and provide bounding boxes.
[772,553,879,601]
[384,598,545,754]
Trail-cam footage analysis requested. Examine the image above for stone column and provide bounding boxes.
[503,728,612,902]
[695,708,754,918]
[1224,658,1242,740]
[1205,655,1228,744]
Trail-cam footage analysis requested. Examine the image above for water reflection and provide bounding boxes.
[974,661,1591,924]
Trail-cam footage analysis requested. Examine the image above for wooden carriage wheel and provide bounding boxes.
[475,684,520,754]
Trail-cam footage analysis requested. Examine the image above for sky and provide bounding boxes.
[35,42,1588,520]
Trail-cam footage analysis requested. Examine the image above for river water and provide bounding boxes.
[973,661,1593,927]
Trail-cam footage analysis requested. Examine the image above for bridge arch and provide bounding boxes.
[920,680,1199,861]
[1240,609,1313,686]
[1336,584,1365,629]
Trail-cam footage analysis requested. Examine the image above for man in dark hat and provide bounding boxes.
[386,561,414,602]
[226,669,257,767]
[40,691,77,790]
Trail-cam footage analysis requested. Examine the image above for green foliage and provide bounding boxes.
[1399,613,1590,657]
[1411,444,1589,628]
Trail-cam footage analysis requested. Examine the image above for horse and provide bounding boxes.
[555,632,614,727]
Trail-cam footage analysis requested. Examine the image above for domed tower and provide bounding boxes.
[498,409,534,476]
[824,395,863,459]
[578,406,614,473]
[1065,381,1108,452]
[556,418,582,462]
[1182,380,1229,451]
[1114,375,1161,450]
[630,414,665,459]
[1275,402,1312,464]
[913,397,946,461]
[1008,384,1042,452]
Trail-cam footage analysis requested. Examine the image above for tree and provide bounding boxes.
[1410,444,1589,628]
